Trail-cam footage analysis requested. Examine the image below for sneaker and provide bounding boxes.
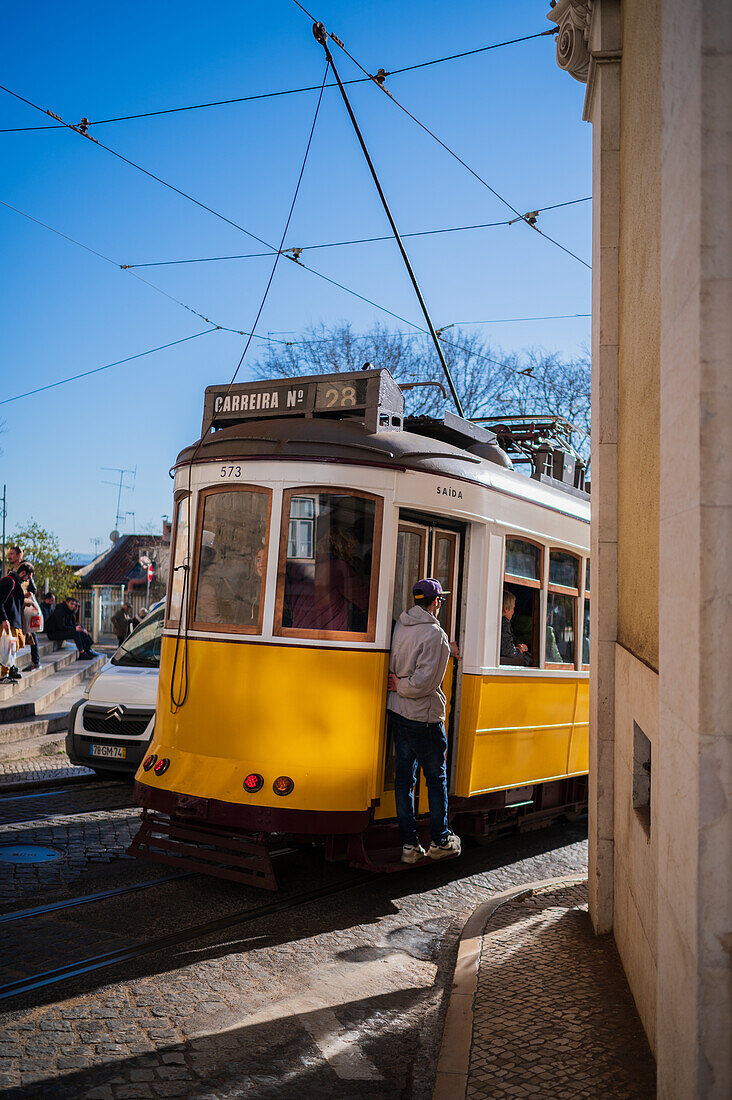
[427,833,461,860]
[401,843,427,864]
[78,652,96,661]
[8,668,21,682]
[30,663,40,670]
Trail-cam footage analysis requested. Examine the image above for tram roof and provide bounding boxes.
[174,416,589,522]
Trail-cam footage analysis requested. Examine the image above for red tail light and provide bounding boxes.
[243,773,264,793]
[153,758,170,775]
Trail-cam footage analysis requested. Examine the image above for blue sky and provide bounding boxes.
[0,1,590,552]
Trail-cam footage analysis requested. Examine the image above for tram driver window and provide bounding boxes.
[192,487,271,633]
[502,538,541,667]
[276,490,381,640]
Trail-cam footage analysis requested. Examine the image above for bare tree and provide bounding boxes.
[252,322,590,458]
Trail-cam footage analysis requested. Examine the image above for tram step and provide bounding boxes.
[129,810,278,891]
[0,647,77,702]
[0,654,106,723]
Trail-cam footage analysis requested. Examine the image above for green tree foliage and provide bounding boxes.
[252,322,590,461]
[9,521,80,599]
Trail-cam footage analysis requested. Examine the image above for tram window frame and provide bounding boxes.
[165,490,191,629]
[188,484,273,636]
[502,537,543,667]
[545,548,581,670]
[582,558,590,671]
[273,486,383,643]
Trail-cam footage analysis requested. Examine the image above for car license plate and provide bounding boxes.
[89,744,127,759]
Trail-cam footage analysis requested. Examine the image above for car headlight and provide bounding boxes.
[83,669,105,699]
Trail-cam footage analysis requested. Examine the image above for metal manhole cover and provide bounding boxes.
[0,844,64,864]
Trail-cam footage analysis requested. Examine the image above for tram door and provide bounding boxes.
[375,519,461,821]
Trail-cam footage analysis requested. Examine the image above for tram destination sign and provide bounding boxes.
[202,368,404,434]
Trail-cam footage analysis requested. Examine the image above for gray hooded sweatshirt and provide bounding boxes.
[387,605,451,723]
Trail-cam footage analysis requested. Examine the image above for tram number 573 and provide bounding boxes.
[220,465,243,478]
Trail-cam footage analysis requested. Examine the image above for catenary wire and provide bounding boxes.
[293,8,591,270]
[121,197,591,268]
[0,84,276,253]
[0,330,217,405]
[0,29,555,133]
[0,84,573,387]
[0,82,589,359]
[0,82,462,341]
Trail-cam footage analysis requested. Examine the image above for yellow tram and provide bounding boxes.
[131,368,590,888]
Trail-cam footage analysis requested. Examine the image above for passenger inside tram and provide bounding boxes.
[282,493,374,634]
[193,489,269,628]
[500,586,534,666]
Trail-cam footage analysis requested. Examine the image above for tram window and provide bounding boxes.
[546,549,580,668]
[549,551,579,589]
[276,489,381,640]
[546,593,576,666]
[167,494,190,625]
[582,599,590,666]
[503,584,539,666]
[502,538,542,667]
[505,539,541,582]
[191,486,271,633]
[392,526,426,624]
[582,560,590,667]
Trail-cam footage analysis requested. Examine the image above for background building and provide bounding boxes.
[548,0,730,1095]
[76,528,170,642]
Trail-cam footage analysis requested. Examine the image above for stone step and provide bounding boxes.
[0,655,106,723]
[0,688,81,747]
[15,638,56,670]
[0,648,78,702]
[0,729,69,762]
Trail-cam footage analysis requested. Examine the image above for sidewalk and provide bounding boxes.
[434,878,656,1100]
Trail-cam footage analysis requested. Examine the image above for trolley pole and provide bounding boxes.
[312,21,465,418]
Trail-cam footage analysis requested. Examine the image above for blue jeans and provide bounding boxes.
[388,711,449,846]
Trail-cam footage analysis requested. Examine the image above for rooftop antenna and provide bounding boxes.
[101,466,136,532]
[312,21,464,418]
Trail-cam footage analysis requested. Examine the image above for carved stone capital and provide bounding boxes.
[547,0,594,83]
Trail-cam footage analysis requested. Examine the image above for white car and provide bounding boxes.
[65,602,163,776]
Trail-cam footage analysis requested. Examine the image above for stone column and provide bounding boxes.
[547,0,621,935]
[658,1,731,1095]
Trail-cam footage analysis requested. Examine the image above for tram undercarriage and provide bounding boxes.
[129,775,588,890]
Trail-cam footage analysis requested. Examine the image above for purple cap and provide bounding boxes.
[412,577,449,603]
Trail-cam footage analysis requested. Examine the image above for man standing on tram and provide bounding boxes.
[386,578,461,864]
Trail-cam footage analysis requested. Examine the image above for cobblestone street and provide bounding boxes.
[0,772,588,1099]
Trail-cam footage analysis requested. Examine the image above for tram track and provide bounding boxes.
[0,871,195,924]
[0,777,127,802]
[0,869,372,1002]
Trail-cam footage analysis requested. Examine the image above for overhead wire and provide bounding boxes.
[291,4,591,270]
[0,72,586,396]
[0,330,218,405]
[121,197,591,268]
[0,29,555,133]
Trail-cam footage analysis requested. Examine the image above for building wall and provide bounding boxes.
[657,2,731,1095]
[613,0,662,1049]
[552,0,731,1093]
[617,0,661,671]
